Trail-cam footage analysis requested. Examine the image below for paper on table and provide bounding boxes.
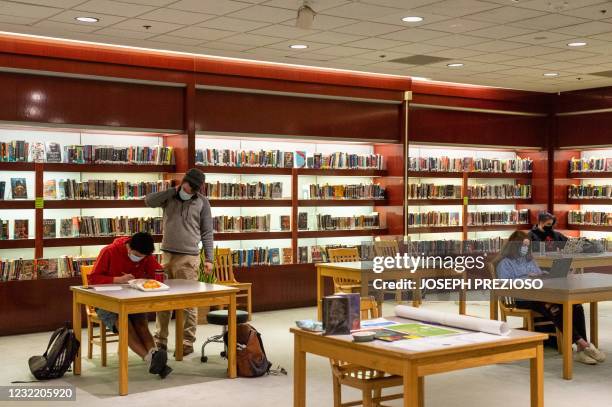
[390,332,503,351]
[359,318,399,328]
[93,286,123,291]
[394,305,510,336]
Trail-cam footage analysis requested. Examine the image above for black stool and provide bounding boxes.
[201,309,249,363]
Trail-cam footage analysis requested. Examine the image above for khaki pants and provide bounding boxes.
[154,252,199,348]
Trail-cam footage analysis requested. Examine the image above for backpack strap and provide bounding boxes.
[42,328,65,358]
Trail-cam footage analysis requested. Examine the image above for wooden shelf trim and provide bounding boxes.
[0,200,36,209]
[566,224,612,232]
[297,228,388,238]
[0,239,36,249]
[407,226,462,234]
[569,171,612,179]
[408,170,532,179]
[567,198,612,205]
[467,223,531,231]
[196,165,387,176]
[298,199,388,206]
[209,199,292,207]
[43,234,163,247]
[214,231,292,241]
[0,162,175,172]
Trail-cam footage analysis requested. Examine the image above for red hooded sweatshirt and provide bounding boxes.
[88,236,162,285]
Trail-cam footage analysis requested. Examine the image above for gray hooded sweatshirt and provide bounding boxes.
[145,187,213,260]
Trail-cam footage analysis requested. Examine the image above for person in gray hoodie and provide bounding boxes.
[145,168,213,355]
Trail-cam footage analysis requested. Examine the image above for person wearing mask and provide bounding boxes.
[528,211,568,251]
[145,168,213,356]
[88,232,172,378]
[496,230,605,365]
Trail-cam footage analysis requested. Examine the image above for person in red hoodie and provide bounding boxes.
[88,232,171,378]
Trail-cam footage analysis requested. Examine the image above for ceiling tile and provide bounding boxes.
[534,61,585,70]
[169,0,251,15]
[222,32,286,46]
[562,2,612,19]
[467,6,546,23]
[427,47,484,58]
[464,39,526,51]
[281,14,358,30]
[49,10,127,27]
[553,20,612,35]
[380,28,449,42]
[506,31,573,44]
[386,42,448,55]
[0,1,61,19]
[147,34,203,45]
[508,0,605,12]
[74,0,155,18]
[501,45,561,57]
[554,54,612,65]
[503,57,552,67]
[93,27,155,40]
[321,2,401,19]
[354,50,411,61]
[248,24,316,38]
[264,39,330,51]
[420,18,495,33]
[110,19,183,34]
[196,16,270,32]
[120,0,175,4]
[0,14,38,25]
[330,56,376,66]
[314,45,373,57]
[366,61,416,70]
[413,0,500,17]
[466,25,536,40]
[509,13,588,30]
[228,5,297,22]
[137,8,214,25]
[263,0,350,11]
[464,52,517,63]
[32,19,100,33]
[370,11,453,27]
[344,37,405,50]
[360,0,441,8]
[201,41,254,52]
[424,34,489,47]
[169,26,236,41]
[537,49,599,61]
[333,21,405,36]
[298,31,365,45]
[14,0,83,6]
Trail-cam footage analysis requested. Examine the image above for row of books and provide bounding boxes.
[568,184,612,199]
[43,216,163,238]
[0,219,29,240]
[0,256,94,281]
[316,214,380,230]
[466,184,531,199]
[408,212,461,227]
[406,238,504,255]
[298,243,374,264]
[408,184,461,199]
[467,210,529,226]
[229,247,289,267]
[195,148,383,170]
[212,215,271,232]
[203,182,283,200]
[307,183,386,200]
[569,157,612,172]
[568,211,611,226]
[409,157,532,173]
[44,179,173,200]
[0,178,28,199]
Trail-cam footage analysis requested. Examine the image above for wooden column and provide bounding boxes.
[34,162,43,258]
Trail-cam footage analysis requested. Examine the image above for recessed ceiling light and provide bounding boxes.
[75,16,99,23]
[543,72,559,77]
[402,16,424,22]
[567,41,587,47]
[447,63,464,67]
[290,44,308,49]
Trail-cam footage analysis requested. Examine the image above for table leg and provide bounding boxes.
[530,343,544,407]
[227,293,237,379]
[459,275,467,315]
[293,336,306,407]
[562,302,573,380]
[590,302,598,348]
[118,309,128,396]
[72,292,81,375]
[418,377,424,407]
[317,268,323,321]
[175,309,184,361]
[490,292,498,320]
[412,278,421,308]
[403,365,420,407]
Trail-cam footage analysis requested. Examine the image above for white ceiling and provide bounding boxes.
[2,0,612,92]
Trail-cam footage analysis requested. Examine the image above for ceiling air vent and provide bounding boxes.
[388,55,452,65]
[591,70,612,78]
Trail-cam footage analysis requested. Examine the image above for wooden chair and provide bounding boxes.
[489,262,562,353]
[213,248,252,320]
[80,264,118,366]
[373,240,402,303]
[330,296,403,407]
[328,247,361,294]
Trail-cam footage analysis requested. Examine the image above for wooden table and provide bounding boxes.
[71,279,239,395]
[491,273,612,380]
[316,262,467,320]
[292,320,546,407]
[533,252,612,270]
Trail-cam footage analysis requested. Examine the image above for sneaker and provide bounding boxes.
[584,345,606,363]
[575,350,597,365]
[149,349,168,374]
[159,365,173,379]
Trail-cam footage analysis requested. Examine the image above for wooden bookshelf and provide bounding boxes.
[297,228,388,238]
[42,163,175,173]
[468,172,532,180]
[407,199,462,205]
[298,199,388,206]
[0,200,36,209]
[569,171,612,179]
[0,162,35,171]
[567,198,612,205]
[214,231,292,241]
[408,171,462,178]
[209,199,292,207]
[44,234,164,247]
[407,226,462,234]
[408,171,532,180]
[566,224,612,232]
[468,198,533,205]
[468,224,531,232]
[0,239,36,249]
[196,165,292,175]
[44,199,147,209]
[297,168,387,177]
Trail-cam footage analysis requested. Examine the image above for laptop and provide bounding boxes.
[543,258,573,279]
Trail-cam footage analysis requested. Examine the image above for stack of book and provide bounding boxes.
[229,247,288,266]
[44,179,173,200]
[307,183,385,200]
[203,181,283,199]
[408,212,461,227]
[48,216,163,238]
[408,184,461,199]
[196,148,292,168]
[409,156,532,173]
[569,157,612,172]
[467,210,529,225]
[0,256,94,281]
[568,211,611,226]
[568,184,612,199]
[212,215,271,232]
[315,213,380,230]
[466,184,531,199]
[63,145,174,165]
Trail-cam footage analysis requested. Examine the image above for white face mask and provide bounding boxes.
[520,246,529,257]
[179,187,194,200]
[129,252,144,262]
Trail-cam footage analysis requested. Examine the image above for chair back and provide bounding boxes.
[214,248,236,283]
[373,240,399,257]
[360,296,379,320]
[328,247,360,263]
[488,259,517,309]
[80,264,94,287]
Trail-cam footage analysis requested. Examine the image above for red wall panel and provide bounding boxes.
[0,72,184,131]
[557,113,612,148]
[196,89,401,141]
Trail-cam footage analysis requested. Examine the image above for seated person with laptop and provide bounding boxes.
[528,211,568,252]
[88,232,172,378]
[496,231,605,365]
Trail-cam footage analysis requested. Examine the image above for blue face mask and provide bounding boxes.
[129,253,144,263]
[179,187,194,200]
[520,246,529,257]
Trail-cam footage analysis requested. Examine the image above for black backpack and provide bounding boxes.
[28,324,80,380]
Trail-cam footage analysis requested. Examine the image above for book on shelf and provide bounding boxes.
[0,220,8,239]
[308,183,386,200]
[280,215,290,231]
[283,152,294,168]
[310,152,383,170]
[204,181,282,200]
[298,246,309,263]
[54,179,172,200]
[310,245,324,263]
[568,211,611,226]
[568,184,612,199]
[295,151,306,168]
[269,248,281,265]
[409,156,532,173]
[43,219,57,238]
[11,178,27,199]
[37,259,58,279]
[298,212,308,230]
[20,260,36,280]
[408,184,460,200]
[569,157,612,173]
[0,140,29,162]
[45,142,62,163]
[466,184,531,199]
[282,248,292,264]
[54,216,163,238]
[13,219,28,239]
[43,180,57,199]
[0,181,4,200]
[63,145,174,165]
[467,210,529,226]
[408,212,460,227]
[0,256,93,281]
[212,215,271,232]
[60,218,74,237]
[407,238,503,255]
[315,213,380,230]
[28,142,45,162]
